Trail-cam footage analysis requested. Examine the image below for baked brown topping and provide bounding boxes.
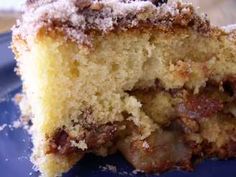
[13,0,210,45]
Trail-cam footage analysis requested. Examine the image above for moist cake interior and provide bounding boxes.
[12,0,236,177]
[15,27,236,176]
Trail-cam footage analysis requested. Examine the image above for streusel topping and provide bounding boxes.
[13,0,210,45]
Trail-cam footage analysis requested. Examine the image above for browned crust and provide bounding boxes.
[12,1,219,46]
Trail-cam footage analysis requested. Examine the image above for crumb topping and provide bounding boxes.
[13,0,210,45]
[222,24,236,33]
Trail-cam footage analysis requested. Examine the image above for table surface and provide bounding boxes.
[0,0,236,33]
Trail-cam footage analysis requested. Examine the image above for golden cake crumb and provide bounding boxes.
[12,0,236,177]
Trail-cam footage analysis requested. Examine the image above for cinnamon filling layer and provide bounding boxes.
[47,123,118,155]
[47,77,236,172]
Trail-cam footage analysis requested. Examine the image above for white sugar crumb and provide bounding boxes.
[100,164,117,173]
[17,155,29,161]
[99,164,138,176]
[70,139,88,150]
[106,164,117,173]
[132,170,138,175]
[118,171,136,176]
[132,169,144,175]
[0,120,30,134]
[13,0,209,45]
[222,24,236,33]
[142,141,150,149]
[12,120,22,128]
[0,124,7,131]
[8,119,29,131]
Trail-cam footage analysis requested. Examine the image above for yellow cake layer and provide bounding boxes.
[13,26,236,176]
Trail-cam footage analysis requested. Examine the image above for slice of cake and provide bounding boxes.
[12,0,236,176]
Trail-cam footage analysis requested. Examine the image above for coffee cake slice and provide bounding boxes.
[12,0,236,176]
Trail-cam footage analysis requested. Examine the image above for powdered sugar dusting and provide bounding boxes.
[222,24,236,33]
[100,164,117,173]
[13,0,210,45]
[142,140,150,149]
[0,124,7,131]
[12,120,22,128]
[99,164,147,176]
[0,120,29,132]
[70,139,88,150]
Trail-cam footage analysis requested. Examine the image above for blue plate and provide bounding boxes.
[1,32,236,177]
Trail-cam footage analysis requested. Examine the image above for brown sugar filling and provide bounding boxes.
[47,123,119,155]
[47,76,236,172]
